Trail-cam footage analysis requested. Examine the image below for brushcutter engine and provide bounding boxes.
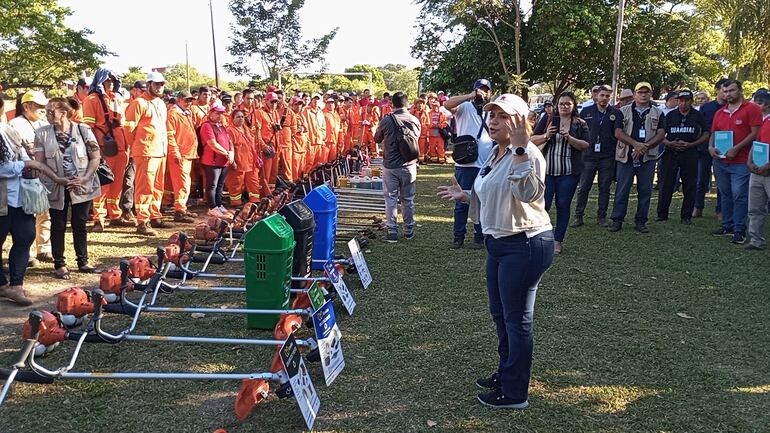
[55,287,106,327]
[22,310,66,356]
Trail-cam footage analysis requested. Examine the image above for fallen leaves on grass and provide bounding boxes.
[676,312,695,319]
[427,420,437,427]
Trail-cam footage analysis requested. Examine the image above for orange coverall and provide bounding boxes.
[165,104,198,213]
[291,108,308,180]
[410,105,431,158]
[360,104,380,155]
[277,106,296,182]
[344,104,361,152]
[224,124,264,205]
[427,107,448,161]
[124,92,168,224]
[256,106,282,187]
[324,108,341,163]
[304,105,327,171]
[82,90,129,222]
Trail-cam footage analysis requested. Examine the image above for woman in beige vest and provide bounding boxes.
[34,98,101,279]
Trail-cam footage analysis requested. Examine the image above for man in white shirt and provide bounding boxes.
[443,79,494,249]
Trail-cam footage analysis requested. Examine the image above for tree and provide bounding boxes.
[162,64,216,92]
[380,64,420,98]
[120,66,146,88]
[0,0,110,90]
[226,0,338,84]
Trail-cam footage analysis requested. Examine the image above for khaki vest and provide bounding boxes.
[615,104,663,163]
[37,124,101,210]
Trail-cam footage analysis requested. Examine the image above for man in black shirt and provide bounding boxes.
[657,90,710,224]
[573,84,619,227]
[694,78,727,218]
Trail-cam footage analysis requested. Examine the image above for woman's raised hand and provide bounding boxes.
[437,176,466,202]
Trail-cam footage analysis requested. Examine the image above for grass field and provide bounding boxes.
[1,163,769,433]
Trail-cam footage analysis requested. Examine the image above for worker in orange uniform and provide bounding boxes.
[409,95,431,161]
[256,91,282,189]
[426,92,448,163]
[190,86,211,127]
[72,77,90,122]
[225,109,264,206]
[165,90,198,223]
[336,98,348,157]
[342,95,360,153]
[289,97,308,180]
[82,69,129,232]
[324,96,341,163]
[275,93,296,182]
[123,72,170,237]
[304,94,327,172]
[379,92,393,118]
[360,97,380,156]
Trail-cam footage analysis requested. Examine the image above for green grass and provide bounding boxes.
[1,163,769,433]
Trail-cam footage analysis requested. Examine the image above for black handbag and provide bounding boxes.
[451,112,488,164]
[97,94,119,157]
[97,158,114,186]
[78,124,114,186]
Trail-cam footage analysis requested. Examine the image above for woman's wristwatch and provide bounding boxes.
[514,146,527,156]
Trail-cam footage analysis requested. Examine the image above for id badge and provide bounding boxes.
[638,129,646,140]
[594,142,601,152]
[75,145,85,158]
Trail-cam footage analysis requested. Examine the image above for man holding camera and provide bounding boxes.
[442,79,494,249]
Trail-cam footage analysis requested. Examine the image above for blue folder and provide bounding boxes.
[753,141,769,166]
[714,131,733,157]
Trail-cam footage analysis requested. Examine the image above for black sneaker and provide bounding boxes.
[608,221,622,232]
[404,231,415,240]
[731,232,746,244]
[597,217,608,227]
[384,233,398,243]
[477,389,529,409]
[475,372,500,389]
[635,223,650,233]
[655,216,668,222]
[570,216,584,228]
[681,218,693,225]
[451,237,464,249]
[469,238,484,250]
[711,226,734,236]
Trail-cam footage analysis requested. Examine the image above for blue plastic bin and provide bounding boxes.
[303,184,337,270]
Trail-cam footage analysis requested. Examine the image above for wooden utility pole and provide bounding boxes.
[611,0,626,105]
[209,0,220,88]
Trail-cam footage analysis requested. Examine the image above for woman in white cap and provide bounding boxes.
[438,94,554,409]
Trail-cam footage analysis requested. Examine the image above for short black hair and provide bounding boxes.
[755,92,770,106]
[714,78,729,90]
[383,92,390,98]
[722,79,742,90]
[199,86,210,94]
[597,84,612,93]
[243,88,254,96]
[392,92,408,109]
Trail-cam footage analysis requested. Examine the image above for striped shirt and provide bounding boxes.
[545,133,573,176]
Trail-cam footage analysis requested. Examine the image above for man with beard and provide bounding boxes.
[442,79,494,249]
[124,72,170,236]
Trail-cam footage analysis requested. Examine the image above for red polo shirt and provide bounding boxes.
[757,114,770,143]
[711,100,762,164]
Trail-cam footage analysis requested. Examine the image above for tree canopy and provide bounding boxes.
[226,0,338,83]
[0,0,110,90]
[414,0,764,97]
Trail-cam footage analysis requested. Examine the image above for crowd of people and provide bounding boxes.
[1,69,452,306]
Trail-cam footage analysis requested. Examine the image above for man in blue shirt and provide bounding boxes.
[693,78,728,218]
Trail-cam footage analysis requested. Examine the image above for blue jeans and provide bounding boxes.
[544,174,580,242]
[695,151,720,213]
[713,160,750,233]
[485,231,554,401]
[454,166,482,240]
[611,159,655,225]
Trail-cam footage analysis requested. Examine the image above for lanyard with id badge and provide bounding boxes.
[594,110,607,152]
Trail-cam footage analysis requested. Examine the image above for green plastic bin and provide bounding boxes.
[243,213,295,329]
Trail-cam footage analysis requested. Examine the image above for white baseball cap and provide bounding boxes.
[146,72,166,84]
[483,93,529,117]
[210,101,226,113]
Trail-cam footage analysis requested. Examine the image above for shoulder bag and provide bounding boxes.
[451,112,488,164]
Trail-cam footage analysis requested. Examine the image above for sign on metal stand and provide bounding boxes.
[347,238,372,289]
[280,334,320,430]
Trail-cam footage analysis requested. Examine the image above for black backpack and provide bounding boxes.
[388,114,419,162]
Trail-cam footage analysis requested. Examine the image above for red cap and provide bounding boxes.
[264,92,279,102]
